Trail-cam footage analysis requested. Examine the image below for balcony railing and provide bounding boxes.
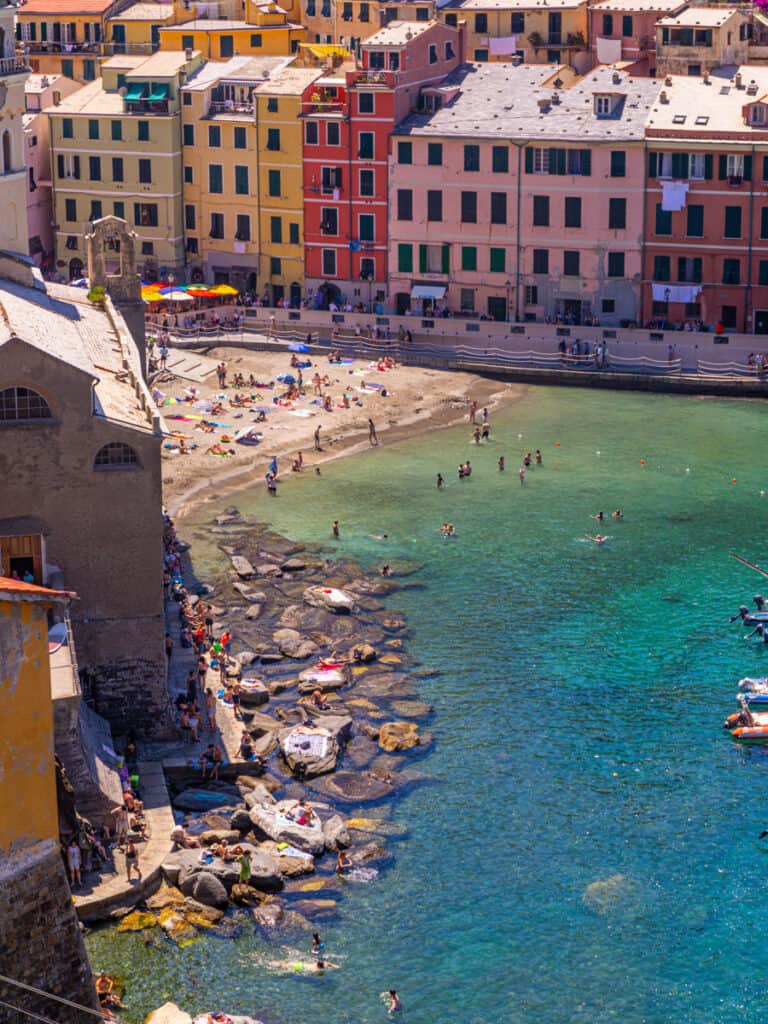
[351,69,396,87]
[0,54,31,74]
[26,41,100,54]
[102,41,158,56]
[302,99,346,114]
[208,100,254,116]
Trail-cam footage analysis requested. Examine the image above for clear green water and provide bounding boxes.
[88,386,768,1024]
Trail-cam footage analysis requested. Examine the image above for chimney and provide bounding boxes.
[659,89,668,103]
[664,75,672,86]
[702,69,709,83]
[537,96,551,111]
[735,71,743,88]
[184,46,193,58]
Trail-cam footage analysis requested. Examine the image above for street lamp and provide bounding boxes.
[365,273,373,313]
[505,279,512,322]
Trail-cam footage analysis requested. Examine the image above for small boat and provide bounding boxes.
[730,725,768,744]
[737,692,768,709]
[738,676,768,693]
[725,699,768,743]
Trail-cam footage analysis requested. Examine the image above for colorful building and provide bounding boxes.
[24,72,81,268]
[643,67,768,333]
[588,0,685,77]
[158,10,306,61]
[303,19,462,308]
[0,1,32,257]
[104,0,198,59]
[17,0,122,84]
[301,0,435,53]
[47,48,203,281]
[655,7,749,77]
[181,55,295,290]
[437,0,588,68]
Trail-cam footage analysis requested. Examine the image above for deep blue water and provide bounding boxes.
[88,386,768,1024]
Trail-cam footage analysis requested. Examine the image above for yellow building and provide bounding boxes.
[437,0,588,65]
[104,0,198,59]
[0,577,74,853]
[159,8,306,61]
[47,49,203,281]
[302,0,435,51]
[17,0,122,84]
[0,0,31,257]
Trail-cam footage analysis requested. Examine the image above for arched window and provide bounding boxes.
[94,442,140,469]
[0,386,52,421]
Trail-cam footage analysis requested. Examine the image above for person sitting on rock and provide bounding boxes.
[170,825,200,850]
[213,840,244,862]
[201,743,223,780]
[238,730,257,761]
[286,798,315,826]
[310,687,330,710]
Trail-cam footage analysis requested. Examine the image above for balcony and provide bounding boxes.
[0,54,31,75]
[302,99,346,115]
[101,41,157,56]
[27,41,100,54]
[350,69,396,88]
[208,100,254,116]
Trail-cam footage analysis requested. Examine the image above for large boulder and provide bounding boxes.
[378,721,420,752]
[229,808,252,832]
[303,586,356,614]
[178,871,228,909]
[243,783,277,809]
[238,678,270,706]
[272,628,318,659]
[146,883,185,911]
[249,802,326,855]
[279,724,340,779]
[310,771,393,804]
[245,604,263,620]
[172,786,239,812]
[145,1003,193,1024]
[322,814,351,852]
[297,666,347,694]
[199,829,242,847]
[231,555,255,579]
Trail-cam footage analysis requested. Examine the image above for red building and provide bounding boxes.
[302,19,462,309]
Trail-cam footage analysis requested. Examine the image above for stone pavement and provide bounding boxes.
[163,349,220,383]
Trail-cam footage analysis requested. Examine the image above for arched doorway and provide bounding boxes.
[316,281,341,310]
[2,131,11,174]
[68,257,83,280]
[290,282,301,308]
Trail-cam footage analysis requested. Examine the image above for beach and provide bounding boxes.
[160,344,519,517]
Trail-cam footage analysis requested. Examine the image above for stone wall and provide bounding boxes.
[53,694,123,827]
[0,840,100,1024]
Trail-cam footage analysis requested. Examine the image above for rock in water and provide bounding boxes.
[322,814,351,851]
[231,555,255,579]
[117,910,157,932]
[582,874,632,914]
[146,883,185,911]
[303,585,356,614]
[179,870,229,909]
[144,1003,193,1024]
[378,722,420,752]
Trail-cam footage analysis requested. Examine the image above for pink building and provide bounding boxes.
[388,63,661,324]
[24,72,79,269]
[588,0,685,77]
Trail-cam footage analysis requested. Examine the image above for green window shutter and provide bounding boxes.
[15,22,20,40]
[461,246,477,271]
[549,148,566,175]
[524,147,533,173]
[580,149,591,176]
[686,204,703,237]
[235,165,249,195]
[671,153,682,178]
[398,243,413,273]
[724,206,741,238]
[718,155,728,179]
[744,155,753,181]
[489,247,505,273]
[655,204,671,235]
[209,165,223,193]
[761,207,768,239]
[418,245,427,273]
[693,258,702,282]
[648,152,657,178]
[133,202,141,226]
[763,156,768,181]
[704,154,713,180]
[679,153,689,178]
[442,244,450,274]
[40,22,46,41]
[760,260,768,286]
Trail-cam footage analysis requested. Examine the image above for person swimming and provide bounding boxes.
[269,959,339,973]
[437,473,444,488]
[592,511,605,522]
[586,534,608,544]
[612,509,623,519]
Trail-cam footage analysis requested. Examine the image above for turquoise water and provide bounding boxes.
[88,386,768,1024]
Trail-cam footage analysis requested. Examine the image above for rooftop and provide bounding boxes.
[438,0,585,11]
[110,1,176,20]
[44,78,124,115]
[0,270,153,431]
[101,54,147,70]
[364,19,435,45]
[17,0,117,13]
[396,62,661,140]
[158,18,300,30]
[183,54,291,89]
[254,65,325,95]
[124,48,198,78]
[646,64,768,136]
[25,72,68,93]
[0,576,76,603]
[590,0,684,11]
[657,6,741,27]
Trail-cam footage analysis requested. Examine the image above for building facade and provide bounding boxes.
[104,0,197,60]
[655,7,749,77]
[588,0,685,77]
[0,2,32,257]
[158,13,306,60]
[17,0,123,84]
[302,0,435,53]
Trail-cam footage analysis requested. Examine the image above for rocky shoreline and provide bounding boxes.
[110,506,435,1016]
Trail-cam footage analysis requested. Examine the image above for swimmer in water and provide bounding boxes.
[380,564,391,577]
[384,991,402,1013]
[312,932,324,955]
[498,456,505,472]
[586,534,607,544]
[269,959,340,973]
[336,850,352,874]
[519,467,525,485]
[592,511,605,522]
[437,473,444,488]
[612,509,623,519]
[535,449,542,465]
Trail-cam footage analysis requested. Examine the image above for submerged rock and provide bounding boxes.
[117,910,157,932]
[582,874,633,914]
[231,555,255,579]
[145,1003,193,1024]
[378,722,420,752]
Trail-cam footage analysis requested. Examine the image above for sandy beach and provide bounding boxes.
[160,344,522,516]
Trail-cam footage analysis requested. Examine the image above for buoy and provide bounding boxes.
[555,442,561,447]
[732,478,737,484]
[685,468,690,473]
[640,459,646,465]
[761,490,765,497]
[612,772,618,777]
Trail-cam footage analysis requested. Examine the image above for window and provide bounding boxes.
[398,243,413,272]
[475,13,487,32]
[460,288,475,311]
[111,120,122,141]
[726,153,744,179]
[532,195,549,226]
[183,166,193,184]
[321,166,342,192]
[397,189,413,220]
[88,119,99,140]
[289,222,299,245]
[526,147,590,176]
[602,13,613,34]
[138,121,149,142]
[209,125,221,148]
[429,44,438,64]
[511,12,524,32]
[185,204,196,230]
[602,299,615,314]
[420,243,450,274]
[270,216,282,243]
[622,14,632,36]
[461,191,477,224]
[491,192,507,225]
[724,206,741,238]
[655,204,672,235]
[359,214,374,241]
[525,285,538,306]
[398,141,412,164]
[61,59,73,79]
[113,201,124,219]
[446,41,455,59]
[723,258,740,284]
[428,142,442,166]
[445,12,457,25]
[595,95,611,116]
[461,245,477,271]
[759,261,768,287]
[209,212,224,239]
[183,92,191,106]
[234,126,247,149]
[608,198,626,229]
[607,252,625,277]
[474,47,489,62]
[687,204,704,237]
[359,92,374,114]
[65,198,77,222]
[83,60,96,82]
[112,157,124,182]
[134,202,158,227]
[653,255,670,281]
[464,145,480,172]
[610,151,626,177]
[677,256,702,282]
[532,249,548,274]
[564,196,581,228]
[416,4,429,18]
[689,153,706,179]
[358,132,374,158]
[762,207,768,239]
[320,207,338,234]
[94,442,138,469]
[267,128,280,151]
[341,1,352,19]
[721,305,737,328]
[182,35,193,49]
[327,122,340,145]
[251,32,262,46]
[268,170,281,196]
[360,2,369,19]
[360,169,374,196]
[492,147,508,173]
[183,123,195,146]
[0,387,52,422]
[209,164,223,193]
[322,249,337,276]
[563,251,580,276]
[62,118,73,139]
[138,158,151,184]
[427,190,442,221]
[489,247,505,273]
[306,121,319,146]
[65,236,78,250]
[529,147,549,174]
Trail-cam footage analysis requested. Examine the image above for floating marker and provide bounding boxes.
[732,478,737,484]
[555,442,561,447]
[640,459,646,465]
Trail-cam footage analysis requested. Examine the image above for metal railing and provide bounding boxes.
[0,54,31,74]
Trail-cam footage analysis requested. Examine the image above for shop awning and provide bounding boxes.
[148,83,169,101]
[411,285,446,300]
[124,83,145,101]
[298,43,349,58]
